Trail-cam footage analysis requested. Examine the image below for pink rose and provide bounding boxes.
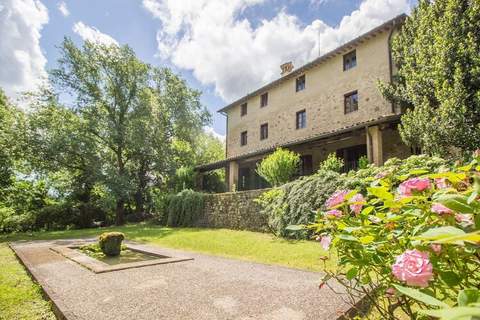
[455,214,474,226]
[434,178,448,189]
[325,190,348,208]
[431,203,453,215]
[392,249,433,287]
[320,235,332,251]
[325,209,343,218]
[349,193,365,215]
[398,178,431,197]
[430,244,442,255]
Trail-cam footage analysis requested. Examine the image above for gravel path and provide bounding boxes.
[10,239,354,320]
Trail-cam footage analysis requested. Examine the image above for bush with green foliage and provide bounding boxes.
[256,170,349,238]
[166,189,204,227]
[308,152,480,319]
[357,155,369,169]
[98,232,125,256]
[257,155,448,239]
[379,0,480,157]
[319,153,344,172]
[256,148,300,187]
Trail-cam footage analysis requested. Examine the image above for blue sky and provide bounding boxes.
[0,0,414,138]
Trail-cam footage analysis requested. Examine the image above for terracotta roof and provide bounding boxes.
[217,14,407,114]
[195,114,401,171]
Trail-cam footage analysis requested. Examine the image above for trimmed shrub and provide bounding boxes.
[256,148,300,187]
[166,189,204,227]
[257,155,448,239]
[256,170,349,238]
[319,153,344,172]
[98,232,125,256]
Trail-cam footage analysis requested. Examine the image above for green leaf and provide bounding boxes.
[285,224,304,231]
[338,234,358,242]
[360,206,374,216]
[436,231,480,244]
[359,235,375,244]
[344,189,358,201]
[458,289,480,307]
[439,271,461,286]
[393,284,450,308]
[416,226,465,241]
[420,307,480,320]
[367,186,394,201]
[433,194,476,214]
[346,267,358,280]
[468,191,478,204]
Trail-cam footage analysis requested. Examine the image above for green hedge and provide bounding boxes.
[256,155,448,238]
[166,189,205,227]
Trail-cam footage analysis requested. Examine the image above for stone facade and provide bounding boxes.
[195,16,411,192]
[195,189,268,232]
[225,27,397,159]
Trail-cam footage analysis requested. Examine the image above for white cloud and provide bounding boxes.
[0,0,49,101]
[57,1,69,17]
[204,126,226,142]
[73,21,118,46]
[144,0,410,102]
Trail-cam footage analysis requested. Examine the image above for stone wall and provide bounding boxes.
[195,189,269,232]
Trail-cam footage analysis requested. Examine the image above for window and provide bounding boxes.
[296,75,305,92]
[260,123,268,140]
[343,50,357,71]
[241,103,247,116]
[336,145,367,172]
[240,131,248,146]
[296,110,306,129]
[260,92,268,107]
[300,155,313,176]
[344,91,358,114]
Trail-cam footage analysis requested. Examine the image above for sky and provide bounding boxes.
[0,0,415,139]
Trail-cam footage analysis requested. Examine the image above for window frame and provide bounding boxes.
[343,50,357,71]
[240,131,248,146]
[344,90,359,114]
[260,123,268,140]
[240,102,247,117]
[260,92,268,108]
[296,75,306,92]
[296,109,307,129]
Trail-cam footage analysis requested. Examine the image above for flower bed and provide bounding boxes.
[309,154,480,318]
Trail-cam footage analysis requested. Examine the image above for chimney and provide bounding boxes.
[280,61,294,76]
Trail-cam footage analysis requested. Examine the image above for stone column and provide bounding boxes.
[228,161,239,192]
[367,125,384,166]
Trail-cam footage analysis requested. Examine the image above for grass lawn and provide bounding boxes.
[0,242,55,320]
[0,224,332,320]
[1,223,332,272]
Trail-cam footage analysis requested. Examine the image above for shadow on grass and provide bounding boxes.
[0,223,225,245]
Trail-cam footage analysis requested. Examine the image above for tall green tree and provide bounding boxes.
[51,39,150,224]
[27,89,101,223]
[51,39,209,223]
[379,0,480,156]
[0,89,26,191]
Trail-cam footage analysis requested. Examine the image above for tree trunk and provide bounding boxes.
[115,148,126,226]
[134,159,148,215]
[115,198,125,225]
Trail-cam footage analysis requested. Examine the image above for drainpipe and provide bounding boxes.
[220,111,228,158]
[388,21,397,114]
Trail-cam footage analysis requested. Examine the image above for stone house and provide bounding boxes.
[196,14,412,192]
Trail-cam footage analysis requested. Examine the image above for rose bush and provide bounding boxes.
[309,153,480,319]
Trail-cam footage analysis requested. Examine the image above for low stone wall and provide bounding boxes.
[195,189,269,232]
